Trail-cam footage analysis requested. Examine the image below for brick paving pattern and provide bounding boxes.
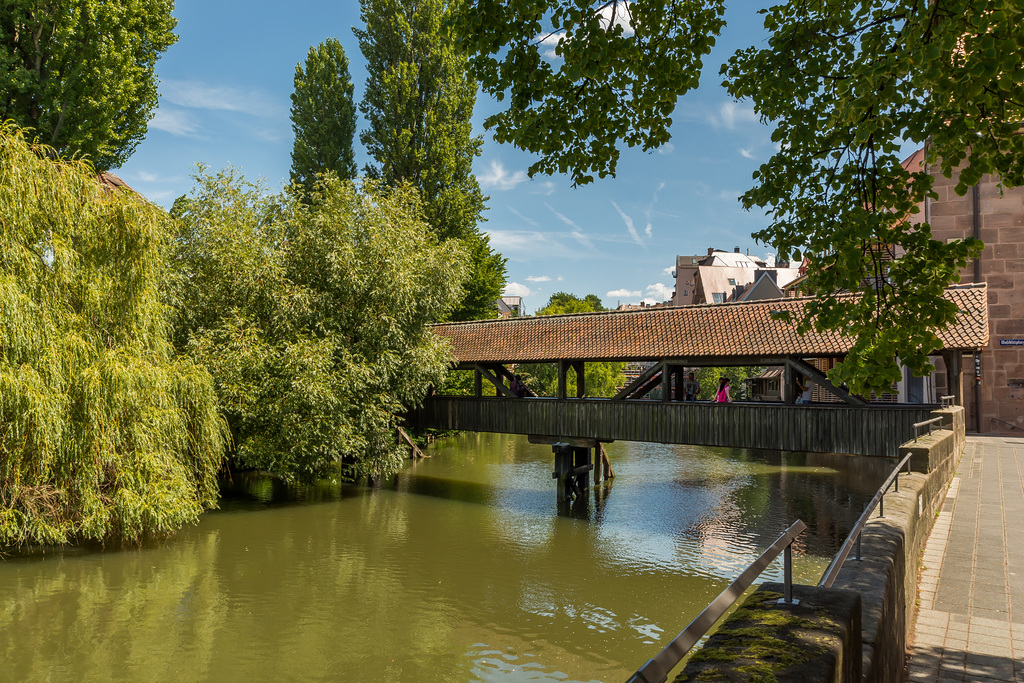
[906,435,1024,682]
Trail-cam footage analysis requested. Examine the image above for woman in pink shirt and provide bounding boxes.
[714,376,732,403]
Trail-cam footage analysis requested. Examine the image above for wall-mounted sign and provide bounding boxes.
[1000,339,1024,346]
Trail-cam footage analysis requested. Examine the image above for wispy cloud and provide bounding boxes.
[739,147,756,160]
[504,282,533,297]
[607,288,641,299]
[657,142,675,156]
[545,203,595,251]
[508,206,541,228]
[611,200,644,246]
[645,283,673,301]
[479,160,529,191]
[149,109,202,137]
[678,100,760,131]
[533,180,557,196]
[642,181,668,239]
[526,275,551,283]
[161,79,286,119]
[662,265,675,277]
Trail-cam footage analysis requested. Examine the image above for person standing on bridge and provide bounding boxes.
[795,374,814,404]
[714,376,732,403]
[684,372,700,401]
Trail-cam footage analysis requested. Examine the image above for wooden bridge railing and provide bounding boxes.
[406,397,938,458]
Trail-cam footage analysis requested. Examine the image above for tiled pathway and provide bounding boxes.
[906,435,1024,682]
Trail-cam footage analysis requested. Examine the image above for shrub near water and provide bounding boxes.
[171,170,468,483]
[0,125,227,547]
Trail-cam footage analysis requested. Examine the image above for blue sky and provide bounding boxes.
[118,2,783,314]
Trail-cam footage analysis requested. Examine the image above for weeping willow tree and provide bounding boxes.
[0,123,228,548]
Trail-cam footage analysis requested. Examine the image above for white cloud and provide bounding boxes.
[662,266,676,277]
[657,142,675,156]
[507,207,541,228]
[545,203,595,250]
[607,288,641,299]
[526,275,551,282]
[533,180,557,196]
[611,200,644,246]
[717,101,758,130]
[645,283,673,301]
[678,101,760,131]
[479,160,528,191]
[504,282,533,297]
[739,147,756,159]
[149,109,202,137]
[161,79,286,119]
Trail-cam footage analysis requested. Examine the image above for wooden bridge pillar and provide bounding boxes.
[550,441,595,501]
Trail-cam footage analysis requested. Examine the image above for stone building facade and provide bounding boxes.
[909,149,1024,434]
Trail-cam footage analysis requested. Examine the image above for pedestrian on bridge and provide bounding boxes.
[714,377,732,403]
[684,372,700,401]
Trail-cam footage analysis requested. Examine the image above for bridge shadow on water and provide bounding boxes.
[394,471,615,521]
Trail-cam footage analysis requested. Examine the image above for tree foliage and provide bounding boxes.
[518,293,626,397]
[455,0,726,186]
[454,0,1021,395]
[0,124,226,548]
[170,168,469,483]
[289,38,358,193]
[356,0,506,321]
[0,0,177,170]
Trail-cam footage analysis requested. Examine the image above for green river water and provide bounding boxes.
[0,433,891,682]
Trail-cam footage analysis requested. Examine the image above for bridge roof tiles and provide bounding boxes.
[434,284,989,363]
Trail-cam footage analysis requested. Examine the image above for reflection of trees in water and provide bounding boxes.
[678,449,892,567]
[0,534,227,680]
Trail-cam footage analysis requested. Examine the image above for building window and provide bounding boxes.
[728,278,736,286]
[712,292,725,303]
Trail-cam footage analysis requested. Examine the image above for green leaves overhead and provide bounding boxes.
[455,0,726,186]
[460,0,1024,395]
[722,0,1016,395]
[0,124,226,548]
[0,0,177,170]
[290,38,359,193]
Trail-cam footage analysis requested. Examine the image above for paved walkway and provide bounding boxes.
[906,435,1024,682]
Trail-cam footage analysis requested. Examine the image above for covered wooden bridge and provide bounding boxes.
[407,285,989,497]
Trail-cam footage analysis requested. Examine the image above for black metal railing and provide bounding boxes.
[626,520,807,683]
[818,452,913,588]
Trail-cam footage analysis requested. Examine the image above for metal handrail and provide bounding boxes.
[627,520,808,683]
[913,417,943,440]
[818,452,913,588]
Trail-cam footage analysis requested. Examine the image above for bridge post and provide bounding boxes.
[557,361,567,400]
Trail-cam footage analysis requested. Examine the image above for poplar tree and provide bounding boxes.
[356,0,506,321]
[289,38,358,192]
[0,0,177,170]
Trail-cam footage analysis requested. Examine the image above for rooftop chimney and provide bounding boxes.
[707,247,715,256]
[734,246,740,253]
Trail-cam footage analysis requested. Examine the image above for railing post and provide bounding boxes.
[777,544,799,606]
[856,531,862,561]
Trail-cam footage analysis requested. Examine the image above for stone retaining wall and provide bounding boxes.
[675,406,965,683]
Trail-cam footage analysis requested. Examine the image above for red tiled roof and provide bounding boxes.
[434,284,988,363]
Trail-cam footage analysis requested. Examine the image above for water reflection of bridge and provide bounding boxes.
[408,286,988,498]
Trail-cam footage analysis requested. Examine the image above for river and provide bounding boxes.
[0,433,890,682]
